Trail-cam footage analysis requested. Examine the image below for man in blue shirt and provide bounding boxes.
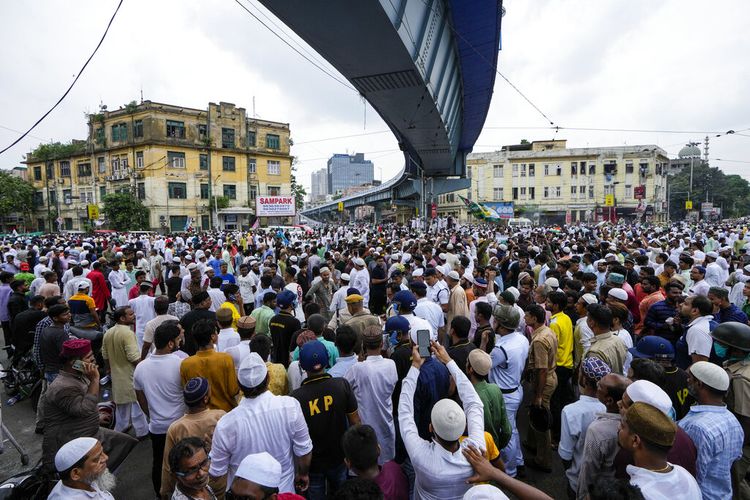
[708,286,749,324]
[679,361,743,500]
[643,281,684,343]
[217,261,236,287]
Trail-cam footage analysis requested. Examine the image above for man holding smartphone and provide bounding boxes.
[43,338,137,473]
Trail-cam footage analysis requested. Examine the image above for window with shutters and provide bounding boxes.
[200,184,209,199]
[77,162,92,177]
[166,120,185,139]
[267,160,280,175]
[199,154,208,170]
[266,134,280,149]
[33,166,42,181]
[223,184,237,199]
[168,182,187,199]
[493,165,503,177]
[222,128,235,148]
[60,161,71,177]
[222,156,235,172]
[167,151,186,168]
[133,120,143,138]
[111,123,127,142]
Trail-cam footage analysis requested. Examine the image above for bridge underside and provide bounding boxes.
[256,0,502,219]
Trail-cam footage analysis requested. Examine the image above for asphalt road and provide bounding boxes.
[0,354,568,500]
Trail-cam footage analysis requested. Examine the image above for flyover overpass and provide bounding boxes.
[256,0,504,220]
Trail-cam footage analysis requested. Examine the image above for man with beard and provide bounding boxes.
[49,437,117,499]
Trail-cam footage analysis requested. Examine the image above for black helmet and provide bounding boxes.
[711,321,750,352]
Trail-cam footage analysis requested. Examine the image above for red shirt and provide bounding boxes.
[88,269,111,310]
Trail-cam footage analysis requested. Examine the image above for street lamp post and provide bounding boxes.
[213,174,221,230]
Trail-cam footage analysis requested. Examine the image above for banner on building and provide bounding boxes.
[256,196,296,217]
[483,202,515,219]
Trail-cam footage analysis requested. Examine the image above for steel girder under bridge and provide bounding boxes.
[256,0,503,219]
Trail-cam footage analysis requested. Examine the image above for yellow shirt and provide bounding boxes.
[549,312,574,369]
[180,350,239,412]
[220,301,241,330]
[459,431,500,462]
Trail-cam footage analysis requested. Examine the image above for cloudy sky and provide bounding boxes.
[1,0,748,192]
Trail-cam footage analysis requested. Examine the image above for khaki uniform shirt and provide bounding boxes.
[585,332,627,376]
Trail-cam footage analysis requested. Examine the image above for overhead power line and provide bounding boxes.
[0,0,124,157]
[294,130,391,145]
[233,0,357,93]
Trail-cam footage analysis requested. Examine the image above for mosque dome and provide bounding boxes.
[678,144,702,158]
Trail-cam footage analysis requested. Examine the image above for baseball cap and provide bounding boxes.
[393,290,417,310]
[276,289,297,308]
[385,315,410,333]
[299,340,329,371]
[629,335,674,359]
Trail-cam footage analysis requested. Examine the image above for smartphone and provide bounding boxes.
[416,329,431,358]
[72,360,85,373]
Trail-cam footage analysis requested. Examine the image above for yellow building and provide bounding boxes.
[25,100,293,232]
[436,139,669,224]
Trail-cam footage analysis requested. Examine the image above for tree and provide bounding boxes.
[28,141,87,161]
[290,160,307,210]
[667,163,750,220]
[0,172,35,222]
[209,196,230,210]
[101,192,150,231]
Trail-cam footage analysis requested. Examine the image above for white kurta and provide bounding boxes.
[344,355,398,463]
[109,269,130,308]
[129,295,156,349]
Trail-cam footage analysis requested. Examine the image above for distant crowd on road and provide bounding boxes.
[2,218,750,499]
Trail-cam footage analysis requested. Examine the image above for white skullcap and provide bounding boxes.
[505,286,520,301]
[55,437,98,472]
[235,452,282,488]
[446,243,454,250]
[706,251,719,259]
[340,273,350,282]
[187,263,198,270]
[626,380,672,416]
[447,270,460,281]
[463,484,510,500]
[608,288,628,301]
[237,352,268,388]
[431,398,466,441]
[544,277,559,289]
[412,268,424,277]
[80,260,90,266]
[690,360,729,391]
[438,253,448,261]
[353,258,365,267]
[581,293,598,305]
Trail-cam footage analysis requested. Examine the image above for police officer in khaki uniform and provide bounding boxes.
[712,321,750,499]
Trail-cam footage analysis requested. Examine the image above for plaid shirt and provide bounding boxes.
[678,404,744,500]
[33,316,70,370]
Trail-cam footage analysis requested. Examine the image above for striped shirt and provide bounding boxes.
[678,404,744,500]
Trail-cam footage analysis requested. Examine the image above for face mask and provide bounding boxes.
[713,342,728,359]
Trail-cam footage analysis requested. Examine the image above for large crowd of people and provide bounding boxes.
[1,219,750,499]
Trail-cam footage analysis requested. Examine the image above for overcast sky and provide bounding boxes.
[1,0,748,192]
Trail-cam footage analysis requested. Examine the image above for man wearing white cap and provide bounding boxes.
[399,341,485,499]
[230,452,305,499]
[679,361,743,500]
[210,353,313,493]
[48,437,116,499]
[704,252,723,288]
[445,270,469,334]
[349,258,370,306]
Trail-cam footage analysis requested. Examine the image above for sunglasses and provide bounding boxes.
[175,456,210,478]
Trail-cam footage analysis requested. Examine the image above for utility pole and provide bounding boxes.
[206,105,213,230]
